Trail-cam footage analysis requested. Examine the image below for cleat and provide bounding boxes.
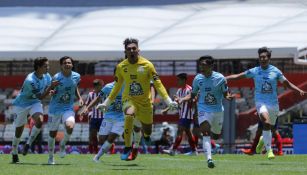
[143,136,151,146]
[241,148,254,155]
[121,147,132,160]
[22,144,30,156]
[184,151,198,156]
[276,151,283,156]
[163,149,176,156]
[267,149,275,160]
[212,144,220,155]
[207,159,215,168]
[12,154,19,164]
[92,154,100,163]
[256,136,264,154]
[127,148,139,161]
[48,156,55,165]
[59,142,66,158]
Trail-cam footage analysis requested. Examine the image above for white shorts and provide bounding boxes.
[198,111,224,134]
[48,110,75,131]
[98,119,124,136]
[256,103,279,125]
[12,103,43,127]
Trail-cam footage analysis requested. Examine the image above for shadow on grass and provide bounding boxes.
[257,163,275,166]
[10,162,71,166]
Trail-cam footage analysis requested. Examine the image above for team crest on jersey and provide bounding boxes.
[130,74,137,80]
[129,81,144,96]
[205,93,217,105]
[261,81,273,93]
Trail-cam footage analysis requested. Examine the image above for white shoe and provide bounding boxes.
[163,149,176,156]
[184,151,198,156]
[48,156,55,165]
[93,155,100,163]
[59,143,66,158]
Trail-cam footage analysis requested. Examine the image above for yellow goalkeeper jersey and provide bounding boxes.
[108,56,169,107]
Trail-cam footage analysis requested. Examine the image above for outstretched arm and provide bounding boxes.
[226,72,246,81]
[283,80,307,96]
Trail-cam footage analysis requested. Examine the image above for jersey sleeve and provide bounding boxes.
[276,68,287,83]
[22,79,35,97]
[192,75,200,94]
[244,67,255,78]
[149,62,169,100]
[108,65,124,101]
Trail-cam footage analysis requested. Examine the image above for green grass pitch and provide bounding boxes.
[1,154,307,175]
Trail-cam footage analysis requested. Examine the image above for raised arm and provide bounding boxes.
[226,72,246,81]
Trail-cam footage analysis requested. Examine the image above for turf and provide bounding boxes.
[1,154,307,175]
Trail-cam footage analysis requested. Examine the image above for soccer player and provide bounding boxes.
[162,73,197,156]
[11,57,56,163]
[85,79,104,154]
[97,38,177,160]
[227,47,306,160]
[47,56,84,165]
[80,78,124,162]
[192,55,233,168]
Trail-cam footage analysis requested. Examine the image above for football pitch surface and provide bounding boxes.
[1,154,307,175]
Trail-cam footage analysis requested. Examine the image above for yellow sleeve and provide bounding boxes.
[108,64,124,101]
[149,62,169,100]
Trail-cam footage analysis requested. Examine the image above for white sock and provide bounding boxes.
[203,136,212,160]
[133,131,142,148]
[60,132,71,146]
[27,126,41,145]
[12,137,20,155]
[48,136,55,157]
[97,141,111,159]
[263,130,272,151]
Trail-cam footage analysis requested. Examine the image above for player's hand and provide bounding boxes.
[79,99,84,106]
[161,107,169,115]
[79,106,88,116]
[168,101,178,111]
[49,89,56,96]
[225,93,235,100]
[96,103,108,112]
[50,80,60,89]
[299,90,307,96]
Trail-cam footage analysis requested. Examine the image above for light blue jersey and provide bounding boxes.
[13,72,52,107]
[99,82,124,121]
[48,71,80,115]
[244,65,286,105]
[192,71,228,112]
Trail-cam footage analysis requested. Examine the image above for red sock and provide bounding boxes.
[188,136,196,151]
[109,143,115,154]
[274,133,283,152]
[211,140,216,149]
[251,132,261,152]
[173,136,182,150]
[194,135,199,147]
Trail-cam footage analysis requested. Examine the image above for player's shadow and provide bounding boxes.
[104,162,146,171]
[257,163,275,166]
[11,162,71,166]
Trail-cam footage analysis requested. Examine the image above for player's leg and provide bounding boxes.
[258,105,275,159]
[272,128,283,156]
[127,120,142,161]
[11,106,29,163]
[23,103,44,155]
[47,114,61,165]
[184,119,197,155]
[121,104,135,160]
[137,105,153,146]
[199,112,214,168]
[89,118,99,154]
[59,111,75,158]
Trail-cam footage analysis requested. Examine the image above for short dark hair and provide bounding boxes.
[59,56,74,65]
[176,73,187,80]
[198,55,214,66]
[93,79,103,86]
[34,57,48,71]
[123,38,139,49]
[258,47,272,58]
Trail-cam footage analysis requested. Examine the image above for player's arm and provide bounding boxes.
[191,76,200,102]
[226,72,246,81]
[150,82,156,104]
[39,80,59,100]
[282,78,306,96]
[75,86,84,106]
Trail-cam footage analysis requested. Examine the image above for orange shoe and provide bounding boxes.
[276,151,283,156]
[127,148,139,161]
[241,149,254,155]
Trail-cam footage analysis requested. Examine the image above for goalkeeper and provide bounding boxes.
[97,38,177,160]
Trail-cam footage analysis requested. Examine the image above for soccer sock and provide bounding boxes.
[93,137,98,154]
[263,130,272,151]
[133,131,142,149]
[211,139,216,149]
[203,136,212,160]
[12,136,20,155]
[173,135,182,150]
[48,136,55,157]
[89,144,93,154]
[194,135,199,147]
[26,126,41,145]
[188,136,196,151]
[251,131,261,152]
[109,143,115,154]
[124,115,134,147]
[97,141,111,158]
[274,133,283,152]
[61,132,71,146]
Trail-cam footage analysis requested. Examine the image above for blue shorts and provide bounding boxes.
[89,118,103,130]
[178,118,193,129]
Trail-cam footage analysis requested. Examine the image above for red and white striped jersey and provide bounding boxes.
[176,84,194,119]
[85,91,103,119]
